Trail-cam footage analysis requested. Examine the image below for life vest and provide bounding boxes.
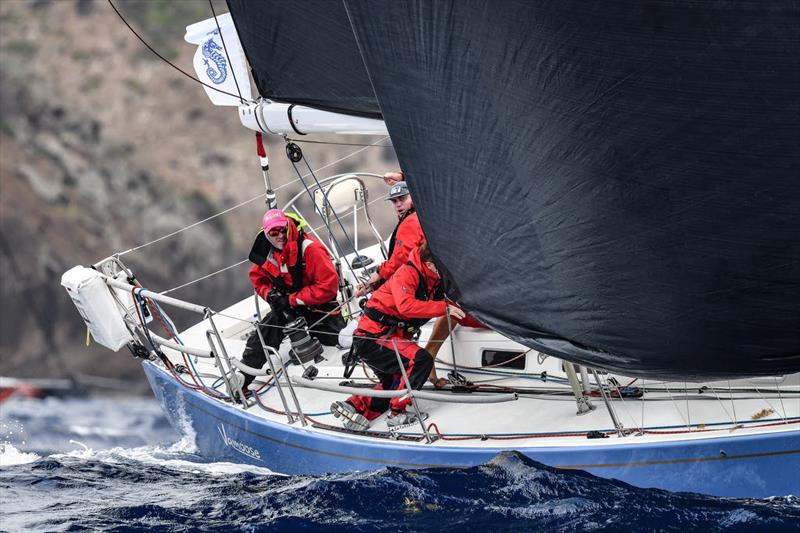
[248,213,310,292]
[362,260,444,333]
[387,207,416,258]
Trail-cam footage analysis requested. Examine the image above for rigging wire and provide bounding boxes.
[286,150,361,270]
[684,381,691,428]
[709,386,736,425]
[131,288,202,394]
[208,0,245,104]
[608,375,642,433]
[641,378,646,429]
[117,138,388,256]
[106,0,255,103]
[117,192,266,256]
[128,279,228,400]
[728,380,738,422]
[774,376,789,423]
[661,382,690,429]
[751,383,784,425]
[160,259,249,295]
[156,191,389,295]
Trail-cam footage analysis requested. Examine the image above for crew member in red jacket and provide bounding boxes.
[332,242,465,430]
[239,209,345,389]
[355,180,425,297]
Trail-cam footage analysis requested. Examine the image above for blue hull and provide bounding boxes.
[144,362,799,497]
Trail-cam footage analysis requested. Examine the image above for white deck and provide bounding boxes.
[157,291,800,450]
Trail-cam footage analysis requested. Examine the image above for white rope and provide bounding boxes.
[117,137,389,257]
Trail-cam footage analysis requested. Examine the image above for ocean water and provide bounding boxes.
[1,396,798,532]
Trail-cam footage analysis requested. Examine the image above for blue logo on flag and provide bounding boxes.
[202,38,227,84]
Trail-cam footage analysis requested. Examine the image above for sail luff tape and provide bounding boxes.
[103,277,206,315]
[293,376,518,403]
[150,333,213,358]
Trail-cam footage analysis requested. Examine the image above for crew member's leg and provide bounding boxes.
[383,340,433,414]
[342,336,397,420]
[300,306,345,346]
[423,316,450,388]
[333,334,434,429]
[424,314,487,388]
[240,311,287,389]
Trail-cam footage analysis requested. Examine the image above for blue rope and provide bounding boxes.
[251,375,331,417]
[148,297,229,400]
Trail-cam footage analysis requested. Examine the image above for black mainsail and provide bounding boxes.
[227,0,380,119]
[227,0,800,380]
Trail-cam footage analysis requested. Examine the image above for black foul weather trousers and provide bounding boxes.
[241,305,344,388]
[347,334,434,418]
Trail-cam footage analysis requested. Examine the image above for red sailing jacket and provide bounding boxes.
[358,246,447,336]
[248,220,339,308]
[378,210,425,282]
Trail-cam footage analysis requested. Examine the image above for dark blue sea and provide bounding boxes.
[1,396,798,532]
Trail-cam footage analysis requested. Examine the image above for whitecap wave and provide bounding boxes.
[53,441,280,477]
[0,443,40,467]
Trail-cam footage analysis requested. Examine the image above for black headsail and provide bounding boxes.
[229,1,800,380]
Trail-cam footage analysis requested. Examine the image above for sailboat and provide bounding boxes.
[61,1,799,498]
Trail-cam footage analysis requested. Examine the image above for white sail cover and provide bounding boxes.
[184,12,252,106]
[61,266,134,352]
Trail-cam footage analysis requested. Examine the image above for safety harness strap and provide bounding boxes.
[386,207,415,258]
[362,261,443,333]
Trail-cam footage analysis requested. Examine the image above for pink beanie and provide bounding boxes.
[262,209,288,232]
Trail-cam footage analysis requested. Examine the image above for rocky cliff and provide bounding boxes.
[0,0,396,391]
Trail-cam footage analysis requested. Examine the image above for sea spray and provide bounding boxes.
[0,443,40,467]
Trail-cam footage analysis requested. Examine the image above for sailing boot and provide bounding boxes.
[330,400,369,431]
[386,410,429,429]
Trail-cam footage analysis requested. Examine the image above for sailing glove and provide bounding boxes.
[267,288,290,312]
